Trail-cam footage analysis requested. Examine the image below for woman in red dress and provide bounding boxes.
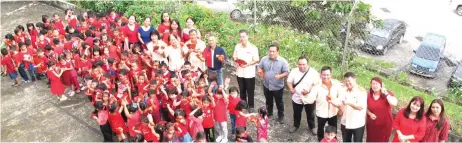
[58,55,73,95]
[108,102,128,142]
[46,61,67,101]
[392,96,426,142]
[420,99,451,142]
[165,19,188,45]
[366,77,398,142]
[123,15,140,51]
[158,12,171,43]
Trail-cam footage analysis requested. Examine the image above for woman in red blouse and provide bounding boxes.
[123,15,140,51]
[165,19,188,44]
[158,12,171,43]
[420,99,450,142]
[392,96,426,142]
[366,77,398,142]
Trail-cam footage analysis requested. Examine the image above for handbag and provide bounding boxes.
[293,68,310,88]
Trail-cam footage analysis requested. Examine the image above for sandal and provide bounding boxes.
[11,83,20,87]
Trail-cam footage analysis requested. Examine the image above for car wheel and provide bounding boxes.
[230,10,242,19]
[398,35,404,44]
[457,6,462,16]
[380,46,388,55]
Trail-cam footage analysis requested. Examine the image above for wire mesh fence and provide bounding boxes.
[228,0,462,100]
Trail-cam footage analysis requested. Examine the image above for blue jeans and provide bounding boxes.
[230,114,236,133]
[179,132,193,142]
[207,68,223,86]
[18,63,30,81]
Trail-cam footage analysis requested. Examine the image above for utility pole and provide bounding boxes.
[341,0,358,75]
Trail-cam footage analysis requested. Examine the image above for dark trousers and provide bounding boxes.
[292,101,315,129]
[263,86,284,117]
[341,125,365,142]
[230,114,237,133]
[317,116,338,141]
[100,121,114,142]
[204,127,215,142]
[236,77,255,108]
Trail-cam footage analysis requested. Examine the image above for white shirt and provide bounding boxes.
[304,79,342,118]
[182,40,206,72]
[287,67,320,104]
[165,46,184,71]
[233,43,259,78]
[339,85,368,129]
[148,40,168,64]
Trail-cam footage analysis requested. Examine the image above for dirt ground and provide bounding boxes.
[0,1,323,142]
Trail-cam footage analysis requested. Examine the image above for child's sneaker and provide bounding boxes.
[80,86,87,91]
[216,136,223,143]
[60,96,67,101]
[68,91,75,97]
[220,138,228,143]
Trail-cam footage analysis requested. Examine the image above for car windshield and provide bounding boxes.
[415,45,440,61]
[370,28,389,38]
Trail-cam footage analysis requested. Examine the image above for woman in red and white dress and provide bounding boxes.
[164,34,184,72]
[182,29,206,72]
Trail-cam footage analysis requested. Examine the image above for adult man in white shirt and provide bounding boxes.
[339,72,367,142]
[233,29,259,111]
[287,56,320,134]
[304,66,342,141]
[182,29,206,72]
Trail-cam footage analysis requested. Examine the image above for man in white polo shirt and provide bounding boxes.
[303,66,343,141]
[233,29,259,111]
[339,72,367,142]
[287,56,320,134]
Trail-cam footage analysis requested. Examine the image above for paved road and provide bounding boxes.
[359,0,461,95]
[0,1,321,142]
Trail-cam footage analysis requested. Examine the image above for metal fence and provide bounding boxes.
[227,0,461,98]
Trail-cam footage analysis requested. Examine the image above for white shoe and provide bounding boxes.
[80,86,87,91]
[216,136,223,143]
[220,138,228,143]
[60,96,68,101]
[68,91,75,97]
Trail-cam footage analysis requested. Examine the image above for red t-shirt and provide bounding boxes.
[213,95,228,122]
[54,20,66,35]
[320,137,338,143]
[36,39,49,50]
[123,24,140,43]
[180,100,193,118]
[228,96,241,115]
[138,123,159,142]
[85,37,94,48]
[14,34,29,43]
[201,105,214,128]
[12,52,24,66]
[68,18,78,29]
[127,111,141,136]
[1,56,16,73]
[176,120,189,137]
[236,111,247,127]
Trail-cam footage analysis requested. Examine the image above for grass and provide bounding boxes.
[354,56,395,69]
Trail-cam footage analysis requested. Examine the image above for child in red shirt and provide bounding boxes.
[1,48,20,86]
[91,101,113,142]
[173,109,194,142]
[210,85,229,143]
[228,86,241,134]
[107,102,128,142]
[133,115,160,142]
[201,96,215,142]
[145,89,161,123]
[320,126,338,143]
[33,48,48,79]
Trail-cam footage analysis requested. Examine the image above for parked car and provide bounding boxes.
[360,19,406,55]
[450,0,462,16]
[409,33,447,78]
[195,0,250,19]
[449,63,462,88]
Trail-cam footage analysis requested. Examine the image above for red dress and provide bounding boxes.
[108,111,129,134]
[366,92,394,142]
[47,69,65,96]
[59,61,72,86]
[392,108,427,142]
[29,30,38,48]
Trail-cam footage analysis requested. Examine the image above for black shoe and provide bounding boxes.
[277,116,284,124]
[289,126,299,133]
[310,128,317,135]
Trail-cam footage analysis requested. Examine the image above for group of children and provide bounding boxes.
[0,8,278,142]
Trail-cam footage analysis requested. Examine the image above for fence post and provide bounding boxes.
[341,0,358,75]
[253,0,257,25]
